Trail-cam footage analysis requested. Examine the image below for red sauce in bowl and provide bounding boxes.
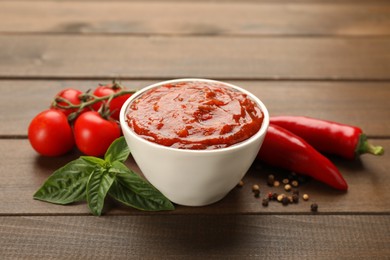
[126,81,264,149]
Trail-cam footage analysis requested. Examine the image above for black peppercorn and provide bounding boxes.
[311,203,318,212]
[292,194,299,203]
[282,196,289,206]
[267,174,275,186]
[262,198,269,207]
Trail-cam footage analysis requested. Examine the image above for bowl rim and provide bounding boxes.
[119,78,269,154]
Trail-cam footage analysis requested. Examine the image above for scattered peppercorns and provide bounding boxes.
[245,172,316,211]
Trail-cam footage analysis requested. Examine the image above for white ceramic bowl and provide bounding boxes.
[119,79,269,206]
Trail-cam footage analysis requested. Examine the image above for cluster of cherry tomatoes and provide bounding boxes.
[28,82,134,157]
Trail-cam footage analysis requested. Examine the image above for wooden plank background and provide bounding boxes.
[1,80,389,137]
[0,139,389,215]
[1,35,389,80]
[1,215,389,258]
[0,0,389,258]
[1,2,390,36]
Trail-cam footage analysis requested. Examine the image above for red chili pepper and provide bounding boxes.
[257,124,348,190]
[270,116,384,160]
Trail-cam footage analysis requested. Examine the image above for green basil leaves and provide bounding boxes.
[33,137,174,215]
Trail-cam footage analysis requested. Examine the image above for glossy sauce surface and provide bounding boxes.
[126,81,264,149]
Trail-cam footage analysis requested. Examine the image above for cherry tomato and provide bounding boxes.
[74,111,121,157]
[92,84,132,120]
[51,88,85,116]
[28,109,75,156]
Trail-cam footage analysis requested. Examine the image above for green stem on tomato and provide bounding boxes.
[53,89,136,110]
[52,87,137,122]
[98,94,115,120]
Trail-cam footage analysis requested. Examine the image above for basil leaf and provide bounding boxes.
[81,156,105,166]
[86,168,115,216]
[104,136,130,163]
[33,158,95,205]
[108,161,174,211]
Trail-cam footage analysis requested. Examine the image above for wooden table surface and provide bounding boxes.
[1,0,390,259]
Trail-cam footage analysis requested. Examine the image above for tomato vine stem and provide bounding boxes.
[52,82,137,122]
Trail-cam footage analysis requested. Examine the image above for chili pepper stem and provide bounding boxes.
[367,143,384,156]
[356,134,384,157]
[362,141,384,156]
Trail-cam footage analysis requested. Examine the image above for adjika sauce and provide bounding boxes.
[126,81,263,149]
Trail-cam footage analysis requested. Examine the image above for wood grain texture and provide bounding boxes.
[0,215,389,258]
[1,2,389,36]
[0,36,390,80]
[1,80,389,137]
[1,0,389,258]
[3,0,389,3]
[1,139,389,215]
